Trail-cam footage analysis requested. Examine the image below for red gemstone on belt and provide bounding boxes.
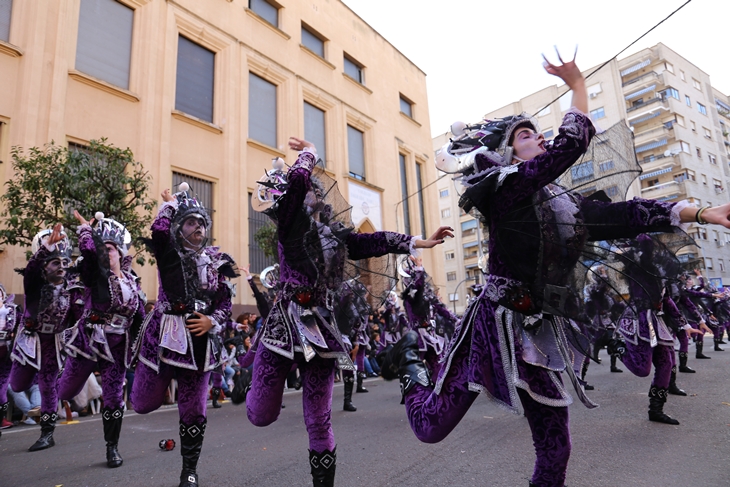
[89,312,101,323]
[24,319,35,329]
[173,302,186,313]
[512,292,532,313]
[295,291,312,306]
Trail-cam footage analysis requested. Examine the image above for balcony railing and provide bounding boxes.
[634,125,672,144]
[627,96,667,113]
[640,180,685,199]
[623,71,664,88]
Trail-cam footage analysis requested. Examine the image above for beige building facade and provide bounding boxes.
[0,0,443,310]
[433,43,730,291]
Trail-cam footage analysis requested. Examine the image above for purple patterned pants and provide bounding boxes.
[247,347,335,452]
[355,347,366,371]
[622,340,672,388]
[10,333,60,413]
[0,355,11,404]
[58,334,127,409]
[132,362,211,424]
[404,336,570,487]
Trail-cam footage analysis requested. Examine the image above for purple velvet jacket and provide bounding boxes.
[254,149,414,369]
[63,225,145,366]
[133,202,236,373]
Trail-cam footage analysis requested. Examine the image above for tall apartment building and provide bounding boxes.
[434,43,729,290]
[0,0,443,311]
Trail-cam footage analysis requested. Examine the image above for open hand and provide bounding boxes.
[288,137,315,152]
[73,210,93,226]
[47,223,65,246]
[415,226,454,249]
[542,47,584,90]
[700,202,730,228]
[161,189,173,202]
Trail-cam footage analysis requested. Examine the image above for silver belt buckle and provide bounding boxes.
[0,331,7,339]
[194,300,207,313]
[40,323,55,334]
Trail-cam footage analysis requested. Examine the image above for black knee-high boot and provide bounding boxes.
[29,412,58,451]
[211,387,222,409]
[580,361,594,390]
[714,339,724,352]
[0,402,7,439]
[356,372,369,393]
[610,353,623,372]
[696,342,711,359]
[668,367,686,396]
[378,330,432,403]
[102,407,124,468]
[309,446,336,487]
[179,420,206,487]
[648,387,679,425]
[343,373,356,412]
[678,351,695,373]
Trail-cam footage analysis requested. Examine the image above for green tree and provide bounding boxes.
[0,139,156,264]
[253,222,279,264]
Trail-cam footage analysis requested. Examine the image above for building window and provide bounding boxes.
[663,88,679,100]
[542,129,554,139]
[696,147,702,159]
[249,0,279,28]
[725,232,730,244]
[675,114,685,126]
[447,272,457,282]
[441,208,451,219]
[701,174,707,185]
[590,107,605,121]
[399,95,413,118]
[606,185,619,198]
[75,0,133,90]
[680,141,690,153]
[719,259,725,273]
[173,172,214,237]
[303,102,326,166]
[713,178,723,192]
[399,154,411,235]
[248,192,276,273]
[445,251,455,261]
[698,228,707,240]
[415,162,426,237]
[685,95,691,107]
[439,189,449,198]
[461,219,477,237]
[537,106,551,117]
[249,73,277,147]
[301,24,324,58]
[690,120,696,132]
[175,36,215,123]
[705,257,713,269]
[0,0,12,42]
[664,62,674,73]
[343,54,364,84]
[709,153,717,165]
[680,70,685,81]
[686,169,696,181]
[570,160,594,183]
[599,160,615,172]
[697,102,707,115]
[347,125,365,180]
[692,78,701,90]
[703,127,712,139]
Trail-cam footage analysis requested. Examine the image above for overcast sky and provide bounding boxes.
[342,0,729,136]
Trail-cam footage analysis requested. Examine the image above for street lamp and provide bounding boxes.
[451,275,478,314]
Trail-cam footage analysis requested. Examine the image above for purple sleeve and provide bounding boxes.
[580,197,677,241]
[22,247,53,319]
[345,231,413,260]
[209,274,233,331]
[76,225,101,285]
[276,151,317,238]
[495,111,595,210]
[248,278,271,320]
[150,203,175,255]
[663,296,686,332]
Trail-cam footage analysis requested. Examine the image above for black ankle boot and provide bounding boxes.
[178,420,206,487]
[343,374,357,412]
[714,339,724,352]
[379,331,432,404]
[668,367,686,396]
[211,387,222,408]
[696,342,711,359]
[580,361,594,390]
[610,354,623,372]
[678,351,695,373]
[29,412,57,451]
[102,407,124,468]
[648,387,679,425]
[309,447,336,487]
[356,372,369,393]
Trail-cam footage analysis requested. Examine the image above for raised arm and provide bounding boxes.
[346,227,452,261]
[151,189,177,255]
[276,138,317,237]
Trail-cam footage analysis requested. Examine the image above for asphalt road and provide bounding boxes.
[1,346,729,487]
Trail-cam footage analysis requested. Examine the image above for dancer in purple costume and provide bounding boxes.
[615,234,705,424]
[683,274,720,358]
[584,265,624,373]
[378,292,408,349]
[0,283,21,439]
[246,137,451,487]
[669,276,707,373]
[692,271,730,351]
[10,225,83,451]
[400,256,449,375]
[380,52,730,487]
[58,211,145,467]
[131,184,238,487]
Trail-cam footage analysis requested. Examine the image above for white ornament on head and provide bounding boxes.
[178,182,190,192]
[95,211,105,221]
[450,121,467,136]
[272,157,285,170]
